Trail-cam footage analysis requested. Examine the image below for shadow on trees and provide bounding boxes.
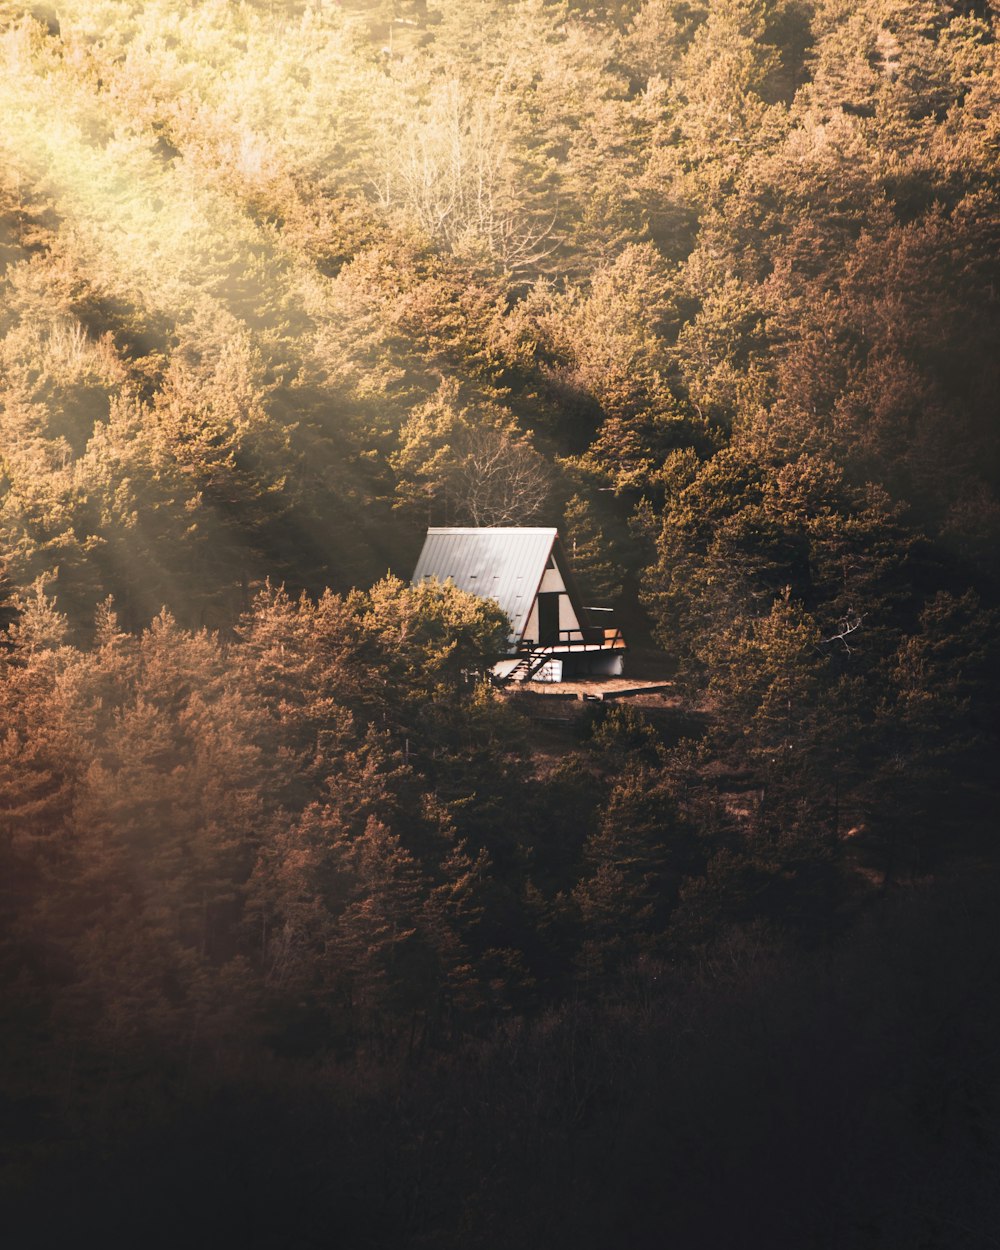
[8,866,1000,1250]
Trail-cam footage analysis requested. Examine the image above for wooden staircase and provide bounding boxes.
[497,648,554,686]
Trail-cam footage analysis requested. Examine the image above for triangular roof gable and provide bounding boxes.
[412,527,560,645]
[548,534,590,629]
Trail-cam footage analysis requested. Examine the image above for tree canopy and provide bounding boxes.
[2,3,999,1246]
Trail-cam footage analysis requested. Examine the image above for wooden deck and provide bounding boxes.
[508,677,678,703]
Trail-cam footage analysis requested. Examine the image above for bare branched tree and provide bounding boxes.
[453,425,550,526]
[372,78,555,272]
[393,379,551,526]
[820,613,866,654]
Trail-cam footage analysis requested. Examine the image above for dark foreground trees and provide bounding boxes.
[7,868,1000,1250]
[1,567,997,1247]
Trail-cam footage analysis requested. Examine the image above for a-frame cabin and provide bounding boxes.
[411,527,626,682]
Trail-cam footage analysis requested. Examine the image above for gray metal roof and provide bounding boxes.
[411,527,557,645]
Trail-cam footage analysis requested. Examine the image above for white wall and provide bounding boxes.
[523,568,582,645]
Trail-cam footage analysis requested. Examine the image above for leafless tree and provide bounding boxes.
[452,425,550,526]
[820,612,866,655]
[372,78,555,272]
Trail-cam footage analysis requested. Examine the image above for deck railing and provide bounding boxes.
[519,625,625,652]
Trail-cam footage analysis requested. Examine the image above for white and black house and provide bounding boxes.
[411,526,626,682]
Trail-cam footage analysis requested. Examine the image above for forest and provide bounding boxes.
[1,1,999,1245]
